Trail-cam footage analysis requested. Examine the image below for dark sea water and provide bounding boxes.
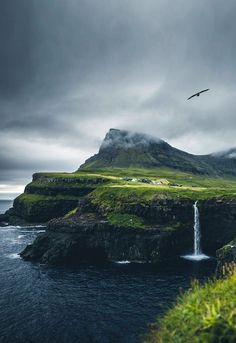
[0,200,13,214]
[0,202,216,343]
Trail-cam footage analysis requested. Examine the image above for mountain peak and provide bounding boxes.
[79,128,196,171]
[100,128,163,151]
[79,128,236,176]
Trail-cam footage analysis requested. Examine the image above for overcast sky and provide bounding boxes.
[1,0,236,198]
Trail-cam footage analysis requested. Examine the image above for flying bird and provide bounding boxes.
[187,88,210,100]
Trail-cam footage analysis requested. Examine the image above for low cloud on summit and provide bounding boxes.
[1,0,236,195]
[100,129,162,150]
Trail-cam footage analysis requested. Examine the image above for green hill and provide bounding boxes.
[5,128,236,225]
[80,128,236,177]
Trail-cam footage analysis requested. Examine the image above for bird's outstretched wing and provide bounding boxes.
[199,88,210,94]
[187,93,198,100]
[187,88,210,100]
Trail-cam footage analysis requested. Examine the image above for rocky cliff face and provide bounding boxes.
[199,199,236,253]
[4,173,109,224]
[87,196,236,256]
[216,239,236,277]
[20,198,236,266]
[20,213,191,265]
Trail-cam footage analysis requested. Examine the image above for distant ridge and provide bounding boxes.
[79,128,236,176]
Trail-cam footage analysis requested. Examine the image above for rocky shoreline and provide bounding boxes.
[20,212,191,266]
[1,188,236,268]
[17,197,236,267]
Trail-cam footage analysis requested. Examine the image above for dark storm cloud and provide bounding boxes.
[1,0,236,192]
[0,0,32,97]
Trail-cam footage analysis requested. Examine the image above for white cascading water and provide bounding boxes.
[193,201,201,255]
[182,201,209,261]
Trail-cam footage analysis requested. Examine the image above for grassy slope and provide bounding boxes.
[106,212,146,229]
[19,167,236,205]
[84,168,236,207]
[17,193,80,202]
[144,273,236,343]
[15,167,236,225]
[84,167,236,187]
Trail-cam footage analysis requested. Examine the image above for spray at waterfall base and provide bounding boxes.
[182,201,210,261]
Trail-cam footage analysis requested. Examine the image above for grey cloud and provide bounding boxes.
[100,129,162,150]
[1,0,236,192]
[0,1,30,94]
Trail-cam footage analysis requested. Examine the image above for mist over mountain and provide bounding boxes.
[80,129,236,176]
[100,129,163,150]
[211,148,236,159]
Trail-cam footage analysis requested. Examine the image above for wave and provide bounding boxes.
[19,229,46,234]
[114,260,149,265]
[114,260,131,264]
[6,253,21,259]
[0,225,46,231]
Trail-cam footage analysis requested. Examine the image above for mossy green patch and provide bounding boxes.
[89,186,159,213]
[89,183,236,216]
[107,212,146,229]
[33,171,120,181]
[144,273,236,343]
[16,193,80,203]
[64,207,79,218]
[27,181,96,188]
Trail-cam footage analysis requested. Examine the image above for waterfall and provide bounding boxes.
[193,201,201,255]
[182,201,209,261]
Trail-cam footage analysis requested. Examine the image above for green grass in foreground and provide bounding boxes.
[144,273,236,343]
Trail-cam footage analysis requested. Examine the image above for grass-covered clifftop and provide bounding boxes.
[144,271,236,343]
[12,167,236,223]
[12,171,111,222]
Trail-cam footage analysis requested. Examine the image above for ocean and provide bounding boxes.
[0,200,13,214]
[0,201,216,343]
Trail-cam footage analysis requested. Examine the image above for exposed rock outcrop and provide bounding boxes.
[13,196,79,223]
[216,240,236,276]
[20,213,191,265]
[20,198,236,266]
[0,213,9,226]
[198,199,236,253]
[7,174,110,223]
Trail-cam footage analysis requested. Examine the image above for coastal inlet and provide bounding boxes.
[0,201,216,343]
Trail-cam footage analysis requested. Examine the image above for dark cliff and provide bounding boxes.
[20,213,189,265]
[20,198,236,266]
